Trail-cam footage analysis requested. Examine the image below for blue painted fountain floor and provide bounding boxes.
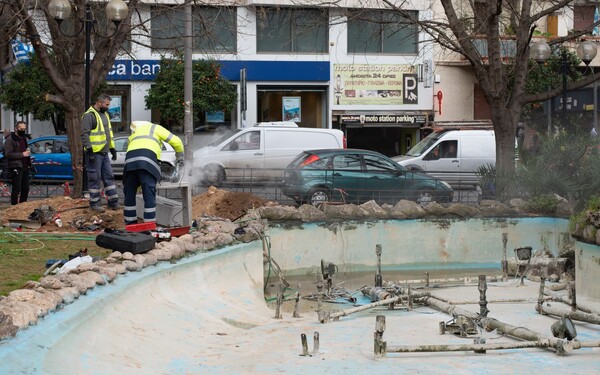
[2,244,599,374]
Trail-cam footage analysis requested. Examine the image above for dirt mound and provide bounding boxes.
[192,186,269,221]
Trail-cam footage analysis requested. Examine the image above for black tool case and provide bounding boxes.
[96,229,156,254]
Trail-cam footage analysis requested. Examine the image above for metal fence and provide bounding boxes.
[204,167,485,206]
[1,169,486,207]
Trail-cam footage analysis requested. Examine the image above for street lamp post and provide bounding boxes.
[530,40,598,132]
[48,0,129,110]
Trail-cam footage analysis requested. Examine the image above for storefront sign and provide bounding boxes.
[341,114,427,125]
[107,60,162,81]
[333,64,418,105]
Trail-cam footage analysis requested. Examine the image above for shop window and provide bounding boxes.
[347,10,418,54]
[258,88,326,128]
[194,111,233,134]
[151,6,237,53]
[256,7,328,53]
[105,86,130,133]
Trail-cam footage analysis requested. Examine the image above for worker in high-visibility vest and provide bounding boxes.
[123,121,184,225]
[81,93,119,213]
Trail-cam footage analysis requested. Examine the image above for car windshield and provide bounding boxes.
[406,132,444,157]
[208,129,242,147]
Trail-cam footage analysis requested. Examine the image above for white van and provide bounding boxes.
[193,122,346,185]
[391,130,495,187]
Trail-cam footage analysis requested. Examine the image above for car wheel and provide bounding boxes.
[415,190,435,206]
[202,165,225,186]
[309,188,330,207]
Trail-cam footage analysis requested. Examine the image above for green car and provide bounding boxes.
[282,149,453,206]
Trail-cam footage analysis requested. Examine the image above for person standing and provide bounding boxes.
[4,121,32,205]
[81,93,120,212]
[123,121,184,225]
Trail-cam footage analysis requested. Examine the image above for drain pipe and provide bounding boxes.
[421,295,572,355]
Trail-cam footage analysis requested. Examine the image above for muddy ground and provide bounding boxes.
[0,187,274,231]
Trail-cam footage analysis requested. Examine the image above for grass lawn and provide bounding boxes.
[0,229,112,296]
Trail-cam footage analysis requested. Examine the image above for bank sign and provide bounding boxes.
[333,64,418,106]
[106,60,161,81]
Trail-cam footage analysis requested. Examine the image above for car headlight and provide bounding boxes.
[440,181,452,190]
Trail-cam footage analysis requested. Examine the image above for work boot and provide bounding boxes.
[108,201,121,210]
[90,205,105,213]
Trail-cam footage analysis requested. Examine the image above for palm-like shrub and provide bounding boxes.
[477,131,600,211]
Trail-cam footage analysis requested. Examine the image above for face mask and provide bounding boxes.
[17,130,26,136]
[99,108,107,113]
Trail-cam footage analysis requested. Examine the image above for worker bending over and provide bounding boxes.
[123,121,184,225]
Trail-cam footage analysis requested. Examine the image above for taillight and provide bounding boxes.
[300,154,321,167]
[343,135,347,149]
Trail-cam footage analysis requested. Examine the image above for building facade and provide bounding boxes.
[1,1,598,155]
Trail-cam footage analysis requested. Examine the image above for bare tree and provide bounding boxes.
[376,0,600,195]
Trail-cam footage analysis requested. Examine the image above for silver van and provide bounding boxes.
[193,122,346,185]
[391,130,495,188]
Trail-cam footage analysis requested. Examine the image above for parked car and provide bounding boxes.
[193,122,346,186]
[0,135,176,180]
[0,135,72,180]
[112,136,177,177]
[282,149,453,206]
[392,129,496,188]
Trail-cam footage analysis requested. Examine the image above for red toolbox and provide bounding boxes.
[96,229,156,254]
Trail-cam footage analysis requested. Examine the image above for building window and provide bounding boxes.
[151,6,236,53]
[347,10,418,54]
[573,6,596,32]
[256,7,328,53]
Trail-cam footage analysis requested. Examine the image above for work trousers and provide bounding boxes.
[123,169,157,225]
[86,152,118,208]
[10,167,30,205]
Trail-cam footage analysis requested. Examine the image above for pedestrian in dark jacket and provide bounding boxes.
[4,121,32,205]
